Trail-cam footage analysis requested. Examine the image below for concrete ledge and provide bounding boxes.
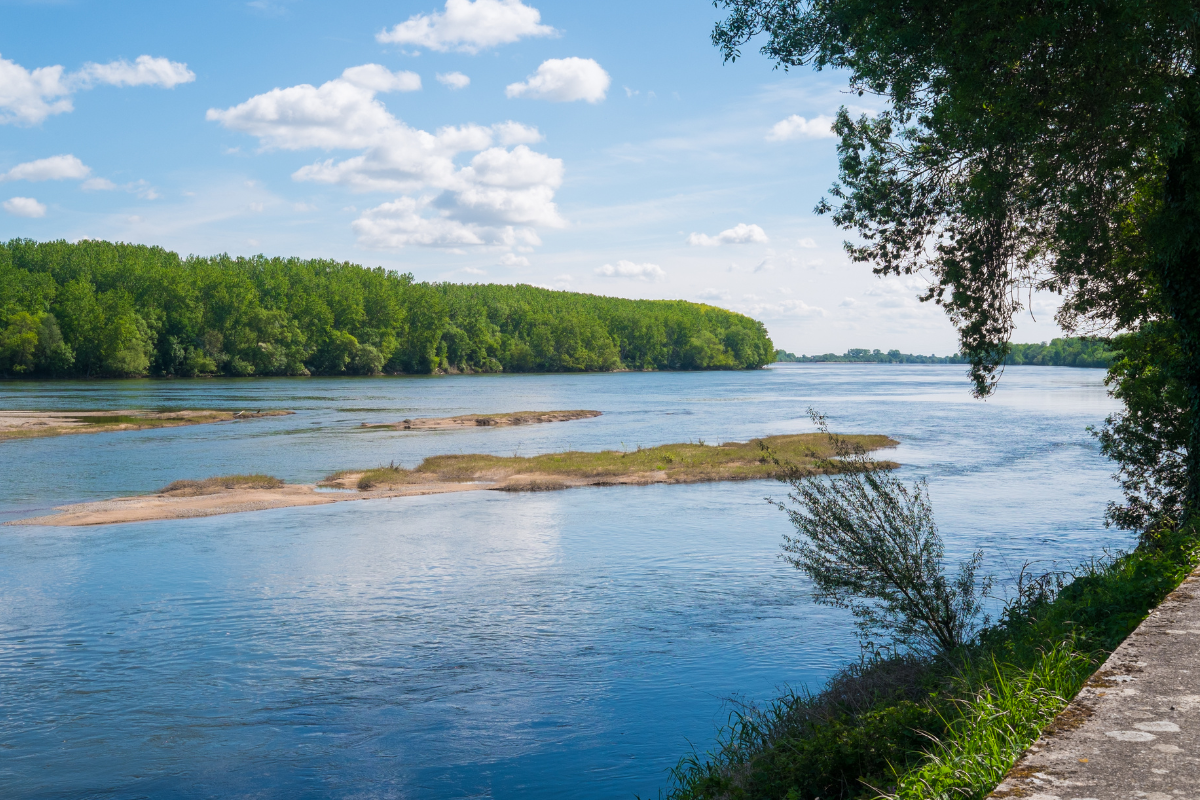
[988,564,1200,799]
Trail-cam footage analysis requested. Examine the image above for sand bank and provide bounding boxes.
[360,409,601,431]
[8,433,897,527]
[0,409,293,441]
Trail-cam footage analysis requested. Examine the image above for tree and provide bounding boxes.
[713,0,1200,519]
[771,411,989,655]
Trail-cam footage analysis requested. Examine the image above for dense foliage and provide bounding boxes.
[1095,322,1192,537]
[0,239,773,378]
[713,0,1200,516]
[1004,338,1116,368]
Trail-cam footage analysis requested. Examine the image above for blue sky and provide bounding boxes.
[0,0,1066,354]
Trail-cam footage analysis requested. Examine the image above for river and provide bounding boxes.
[0,365,1128,799]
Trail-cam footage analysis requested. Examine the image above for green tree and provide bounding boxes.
[713,0,1200,517]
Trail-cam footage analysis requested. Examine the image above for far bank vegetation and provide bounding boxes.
[0,239,774,379]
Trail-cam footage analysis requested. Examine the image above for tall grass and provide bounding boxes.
[662,524,1200,800]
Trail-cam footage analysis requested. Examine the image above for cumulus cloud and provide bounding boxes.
[206,65,421,149]
[500,252,529,266]
[688,223,769,247]
[697,288,730,302]
[0,52,193,126]
[437,71,471,90]
[377,0,556,53]
[766,114,836,141]
[4,196,46,217]
[797,237,817,248]
[210,65,564,248]
[352,196,544,249]
[595,260,664,281]
[506,58,609,103]
[1,154,90,182]
[74,56,195,89]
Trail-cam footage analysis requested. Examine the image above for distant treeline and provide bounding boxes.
[775,348,968,364]
[0,239,774,378]
[776,337,1116,368]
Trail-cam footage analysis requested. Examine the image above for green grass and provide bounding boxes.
[160,474,284,494]
[329,434,899,490]
[661,524,1200,800]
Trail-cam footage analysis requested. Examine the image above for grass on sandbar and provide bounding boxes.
[160,474,284,495]
[329,433,899,491]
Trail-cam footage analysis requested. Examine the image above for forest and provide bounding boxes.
[775,338,1116,367]
[0,239,775,378]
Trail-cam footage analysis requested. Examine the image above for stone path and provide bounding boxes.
[989,565,1200,799]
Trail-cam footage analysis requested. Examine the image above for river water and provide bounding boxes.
[0,365,1128,799]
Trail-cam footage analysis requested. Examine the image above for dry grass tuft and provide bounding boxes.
[160,474,284,495]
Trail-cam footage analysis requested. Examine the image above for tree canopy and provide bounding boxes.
[714,0,1200,519]
[0,239,774,378]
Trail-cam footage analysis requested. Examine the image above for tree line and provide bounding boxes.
[0,239,775,378]
[774,338,1116,367]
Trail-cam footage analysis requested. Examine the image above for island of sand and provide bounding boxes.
[360,410,601,431]
[0,409,293,442]
[8,433,897,527]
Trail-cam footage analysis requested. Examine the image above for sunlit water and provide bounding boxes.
[0,365,1128,799]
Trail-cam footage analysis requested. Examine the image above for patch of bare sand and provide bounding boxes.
[7,482,492,527]
[0,409,293,441]
[360,409,600,431]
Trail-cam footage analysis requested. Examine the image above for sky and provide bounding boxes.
[0,0,1069,355]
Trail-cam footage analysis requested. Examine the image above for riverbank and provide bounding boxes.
[0,409,293,441]
[662,523,1200,800]
[360,409,601,431]
[7,432,898,527]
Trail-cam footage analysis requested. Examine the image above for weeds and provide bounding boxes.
[160,474,283,494]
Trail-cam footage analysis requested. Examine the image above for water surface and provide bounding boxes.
[0,366,1128,798]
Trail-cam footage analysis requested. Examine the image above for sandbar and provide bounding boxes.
[360,409,601,431]
[0,409,293,441]
[8,433,897,527]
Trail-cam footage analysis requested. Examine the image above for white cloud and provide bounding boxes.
[210,66,563,249]
[506,58,610,103]
[0,52,192,126]
[206,65,421,149]
[81,177,117,191]
[377,0,556,53]
[688,223,769,247]
[595,260,664,281]
[437,71,471,90]
[352,196,543,249]
[74,56,194,89]
[798,237,817,248]
[500,252,529,267]
[766,114,836,141]
[4,196,47,218]
[1,154,90,182]
[697,288,730,302]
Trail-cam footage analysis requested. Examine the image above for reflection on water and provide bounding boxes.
[0,366,1128,798]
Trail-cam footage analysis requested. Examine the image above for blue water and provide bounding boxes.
[0,366,1128,799]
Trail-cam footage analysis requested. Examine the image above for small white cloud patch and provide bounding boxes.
[506,58,610,103]
[1,154,90,182]
[74,55,195,89]
[500,252,529,266]
[766,114,836,141]
[3,196,47,217]
[595,260,664,281]
[437,71,471,90]
[377,0,557,53]
[688,223,769,247]
[0,53,192,126]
